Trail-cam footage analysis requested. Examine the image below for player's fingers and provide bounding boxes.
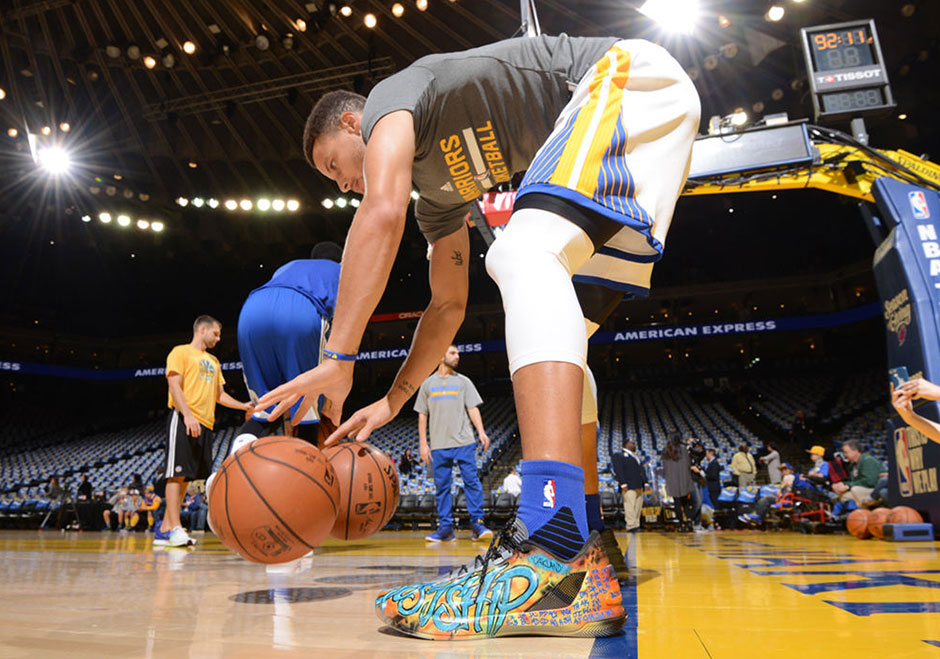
[327,401,343,427]
[256,382,297,409]
[354,421,375,442]
[326,416,360,445]
[290,398,313,428]
[267,394,299,422]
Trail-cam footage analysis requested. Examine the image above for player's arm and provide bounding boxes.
[386,225,470,413]
[467,406,490,451]
[418,412,431,465]
[217,385,251,412]
[893,386,940,444]
[167,373,201,437]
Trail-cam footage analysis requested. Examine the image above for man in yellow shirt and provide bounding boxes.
[156,315,251,547]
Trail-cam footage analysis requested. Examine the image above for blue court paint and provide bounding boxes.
[923,640,940,648]
[590,537,637,658]
[754,569,940,576]
[783,573,940,595]
[825,601,940,616]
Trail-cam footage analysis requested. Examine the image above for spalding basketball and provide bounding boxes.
[888,506,924,525]
[867,507,891,539]
[323,442,400,540]
[208,436,340,564]
[846,508,871,539]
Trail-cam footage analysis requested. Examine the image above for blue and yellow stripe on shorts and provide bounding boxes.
[517,45,661,259]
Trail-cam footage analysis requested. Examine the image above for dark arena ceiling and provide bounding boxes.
[0,0,938,337]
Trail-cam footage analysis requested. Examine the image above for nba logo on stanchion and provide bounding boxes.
[909,191,930,220]
[542,479,556,508]
[894,427,914,497]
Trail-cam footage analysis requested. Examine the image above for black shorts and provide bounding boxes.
[162,410,214,482]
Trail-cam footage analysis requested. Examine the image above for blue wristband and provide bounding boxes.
[322,349,357,362]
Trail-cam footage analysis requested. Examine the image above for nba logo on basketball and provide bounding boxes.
[542,479,556,508]
[894,427,914,497]
[909,191,930,219]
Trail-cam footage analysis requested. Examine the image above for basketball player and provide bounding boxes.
[259,34,699,638]
[158,315,251,548]
[205,243,342,502]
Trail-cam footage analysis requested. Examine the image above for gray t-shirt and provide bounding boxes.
[361,34,617,243]
[414,372,483,450]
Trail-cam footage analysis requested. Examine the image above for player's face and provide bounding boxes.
[443,346,460,369]
[312,115,366,195]
[202,323,221,348]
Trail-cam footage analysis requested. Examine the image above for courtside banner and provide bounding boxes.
[1,304,880,379]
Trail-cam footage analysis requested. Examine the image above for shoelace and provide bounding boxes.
[470,518,524,599]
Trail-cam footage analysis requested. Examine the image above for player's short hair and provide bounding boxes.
[842,439,862,452]
[310,241,343,262]
[193,315,221,332]
[302,90,367,169]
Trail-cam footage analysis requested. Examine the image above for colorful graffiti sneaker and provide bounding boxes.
[374,518,626,639]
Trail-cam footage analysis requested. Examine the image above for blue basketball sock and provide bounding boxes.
[517,460,589,561]
[585,493,605,532]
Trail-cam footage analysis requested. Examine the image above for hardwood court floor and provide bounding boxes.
[0,529,938,658]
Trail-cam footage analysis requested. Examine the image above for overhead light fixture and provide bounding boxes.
[192,197,205,207]
[898,113,908,120]
[127,45,141,60]
[37,146,71,175]
[286,199,300,211]
[350,198,360,208]
[718,14,730,28]
[152,221,165,232]
[282,34,295,50]
[117,214,131,227]
[765,5,784,21]
[183,41,197,55]
[272,199,285,211]
[0,87,5,100]
[137,219,150,230]
[122,188,134,199]
[638,0,700,33]
[208,198,220,208]
[730,109,748,126]
[143,55,157,69]
[240,199,253,211]
[224,199,238,210]
[771,88,784,100]
[59,121,70,132]
[162,52,176,68]
[188,161,198,168]
[335,197,348,208]
[176,197,189,207]
[41,126,51,136]
[255,34,270,51]
[296,18,308,31]
[410,190,419,200]
[105,44,121,59]
[340,5,353,16]
[7,128,17,138]
[364,13,377,28]
[257,198,271,211]
[99,212,112,223]
[392,3,405,16]
[81,215,91,223]
[321,198,334,209]
[416,0,428,10]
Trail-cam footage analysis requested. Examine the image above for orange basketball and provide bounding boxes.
[888,506,924,525]
[208,436,340,564]
[867,507,891,539]
[846,508,871,539]
[322,442,400,540]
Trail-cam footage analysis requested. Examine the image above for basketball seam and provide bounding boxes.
[363,446,389,530]
[223,459,266,563]
[247,442,338,517]
[233,452,317,551]
[343,446,355,539]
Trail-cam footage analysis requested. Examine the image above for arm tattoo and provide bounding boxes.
[397,380,417,397]
[451,250,463,266]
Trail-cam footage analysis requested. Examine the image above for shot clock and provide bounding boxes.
[800,19,896,123]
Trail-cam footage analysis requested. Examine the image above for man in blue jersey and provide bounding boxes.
[233,241,342,449]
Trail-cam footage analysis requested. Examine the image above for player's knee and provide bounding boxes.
[484,229,520,287]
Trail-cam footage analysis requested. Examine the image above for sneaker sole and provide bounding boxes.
[599,528,629,581]
[152,539,169,546]
[424,537,456,543]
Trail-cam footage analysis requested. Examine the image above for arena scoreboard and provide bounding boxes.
[800,19,896,123]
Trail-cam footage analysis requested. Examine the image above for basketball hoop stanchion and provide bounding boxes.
[520,0,541,37]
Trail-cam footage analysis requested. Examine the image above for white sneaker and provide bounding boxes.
[167,526,196,547]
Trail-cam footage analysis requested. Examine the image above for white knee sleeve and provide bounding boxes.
[485,208,594,376]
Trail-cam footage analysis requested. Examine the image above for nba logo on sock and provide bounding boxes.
[909,191,930,219]
[542,479,556,508]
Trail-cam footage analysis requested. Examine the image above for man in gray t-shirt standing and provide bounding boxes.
[414,345,491,543]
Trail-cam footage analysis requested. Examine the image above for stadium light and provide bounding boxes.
[257,198,271,211]
[59,122,71,133]
[99,212,112,223]
[81,215,91,223]
[183,41,197,55]
[286,199,300,212]
[350,198,360,208]
[240,199,253,211]
[176,197,189,207]
[416,0,428,11]
[730,109,748,126]
[143,56,157,69]
[224,199,238,210]
[208,198,219,208]
[192,197,204,207]
[364,13,377,28]
[272,199,285,211]
[0,87,5,100]
[638,0,700,34]
[765,5,784,21]
[392,3,405,17]
[137,219,150,230]
[151,221,165,232]
[410,190,419,200]
[117,214,131,227]
[7,128,17,138]
[37,146,72,175]
[340,5,352,16]
[335,197,348,208]
[322,198,334,209]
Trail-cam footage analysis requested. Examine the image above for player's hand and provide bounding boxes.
[257,359,353,427]
[900,378,940,401]
[243,401,254,421]
[326,396,395,445]
[479,432,490,452]
[183,413,201,438]
[891,384,914,418]
[419,442,432,466]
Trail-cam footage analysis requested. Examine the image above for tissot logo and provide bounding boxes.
[817,69,882,84]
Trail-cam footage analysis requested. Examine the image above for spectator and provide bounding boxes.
[662,431,694,527]
[892,378,940,444]
[180,487,196,530]
[139,485,162,531]
[760,443,782,484]
[806,445,829,479]
[687,437,706,530]
[612,440,646,532]
[739,463,797,525]
[870,475,889,506]
[399,449,416,476]
[103,487,128,531]
[704,448,723,508]
[191,487,209,532]
[731,443,757,488]
[76,474,92,501]
[832,440,885,506]
[46,476,64,502]
[129,474,145,496]
[502,468,522,497]
[121,490,141,531]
